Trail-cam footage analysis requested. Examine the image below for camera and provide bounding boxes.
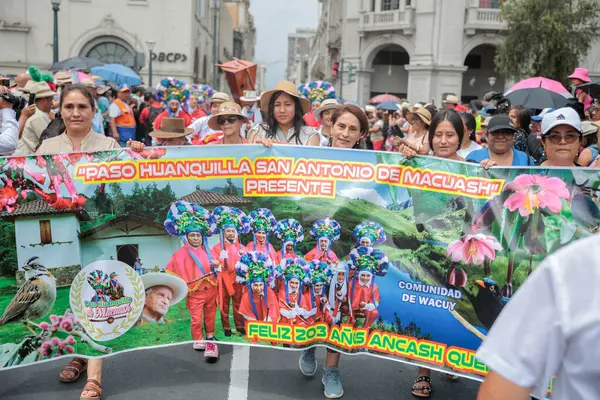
[0,92,27,112]
[483,91,511,115]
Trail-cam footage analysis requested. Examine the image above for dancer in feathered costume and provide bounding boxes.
[164,200,221,361]
[298,81,337,128]
[210,206,251,336]
[352,221,387,248]
[246,209,278,262]
[348,246,389,328]
[275,258,312,326]
[274,218,304,264]
[236,252,279,324]
[154,77,192,130]
[304,218,341,264]
[301,261,333,324]
[184,84,212,120]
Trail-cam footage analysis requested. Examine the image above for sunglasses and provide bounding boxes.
[544,133,581,144]
[217,116,240,125]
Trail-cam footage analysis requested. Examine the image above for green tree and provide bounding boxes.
[0,220,17,276]
[496,0,600,82]
[109,183,126,215]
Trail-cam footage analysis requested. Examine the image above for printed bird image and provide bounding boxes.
[473,278,509,331]
[0,257,57,333]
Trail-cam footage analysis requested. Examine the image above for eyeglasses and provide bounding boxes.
[545,133,581,144]
[217,116,240,125]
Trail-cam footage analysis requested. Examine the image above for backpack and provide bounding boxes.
[147,106,164,131]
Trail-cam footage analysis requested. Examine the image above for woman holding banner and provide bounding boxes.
[50,84,145,400]
[207,102,249,145]
[247,80,320,147]
[298,104,370,399]
[397,109,465,398]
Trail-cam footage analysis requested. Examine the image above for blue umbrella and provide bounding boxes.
[376,101,399,111]
[91,64,142,86]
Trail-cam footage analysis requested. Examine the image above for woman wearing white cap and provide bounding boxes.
[313,99,341,147]
[248,80,320,147]
[538,107,584,167]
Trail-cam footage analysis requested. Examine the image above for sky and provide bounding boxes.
[250,0,320,89]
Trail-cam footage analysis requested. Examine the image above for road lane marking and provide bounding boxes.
[227,345,250,400]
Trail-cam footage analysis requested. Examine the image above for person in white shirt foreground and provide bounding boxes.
[476,233,600,400]
[0,86,19,156]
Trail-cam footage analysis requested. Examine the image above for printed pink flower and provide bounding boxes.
[503,174,570,217]
[447,234,502,265]
[447,265,468,287]
[39,322,50,330]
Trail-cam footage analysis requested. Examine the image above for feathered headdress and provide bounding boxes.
[156,77,189,103]
[310,218,341,242]
[274,219,304,244]
[164,201,217,237]
[298,81,336,104]
[348,246,389,277]
[276,257,312,285]
[249,208,277,233]
[236,251,274,286]
[187,83,215,104]
[28,65,56,91]
[308,260,332,284]
[211,206,251,233]
[352,222,386,246]
[87,270,108,291]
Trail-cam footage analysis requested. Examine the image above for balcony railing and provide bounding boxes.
[464,8,506,33]
[358,9,415,34]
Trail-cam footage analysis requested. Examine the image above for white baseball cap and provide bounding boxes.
[541,107,582,136]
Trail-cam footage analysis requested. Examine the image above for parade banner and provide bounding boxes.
[0,145,596,385]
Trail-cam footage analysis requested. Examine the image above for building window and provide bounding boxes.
[86,41,135,68]
[479,0,502,8]
[40,220,52,245]
[381,0,400,11]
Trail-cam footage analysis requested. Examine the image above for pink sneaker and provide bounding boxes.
[193,341,206,351]
[204,342,219,363]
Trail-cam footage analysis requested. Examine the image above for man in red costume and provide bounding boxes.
[246,208,278,262]
[302,261,332,325]
[211,206,250,337]
[276,258,311,326]
[164,200,221,362]
[153,78,193,134]
[305,218,341,264]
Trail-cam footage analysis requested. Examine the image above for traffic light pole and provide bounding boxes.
[339,58,344,101]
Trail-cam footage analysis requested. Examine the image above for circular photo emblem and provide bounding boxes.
[70,260,145,342]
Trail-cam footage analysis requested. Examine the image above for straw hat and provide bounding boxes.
[443,94,460,105]
[211,92,230,104]
[97,85,111,95]
[207,102,249,130]
[582,121,599,137]
[141,272,188,306]
[149,118,194,139]
[29,82,57,99]
[260,80,310,114]
[239,90,260,102]
[54,71,72,86]
[81,79,96,89]
[406,107,432,126]
[314,99,341,121]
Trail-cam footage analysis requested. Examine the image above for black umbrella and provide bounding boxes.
[50,57,104,72]
[505,88,570,109]
[575,82,600,100]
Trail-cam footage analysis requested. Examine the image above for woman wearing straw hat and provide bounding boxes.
[313,99,341,147]
[394,107,432,155]
[149,117,194,146]
[248,80,320,147]
[207,102,249,145]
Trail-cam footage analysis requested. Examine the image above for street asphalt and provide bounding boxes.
[0,344,480,399]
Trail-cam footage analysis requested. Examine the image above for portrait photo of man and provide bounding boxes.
[138,272,187,326]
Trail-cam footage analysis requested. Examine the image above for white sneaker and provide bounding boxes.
[193,341,206,351]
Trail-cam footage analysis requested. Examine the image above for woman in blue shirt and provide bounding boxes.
[466,114,534,168]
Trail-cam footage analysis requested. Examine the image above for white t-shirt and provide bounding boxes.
[457,140,482,159]
[476,234,600,400]
[188,116,217,140]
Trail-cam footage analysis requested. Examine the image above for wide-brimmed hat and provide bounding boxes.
[211,92,230,104]
[443,94,460,105]
[54,71,72,86]
[314,99,341,121]
[568,67,591,83]
[207,102,249,130]
[97,85,111,95]
[81,79,96,89]
[150,118,194,139]
[406,107,432,126]
[581,121,599,137]
[29,82,57,99]
[260,80,310,114]
[239,90,260,102]
[141,272,188,306]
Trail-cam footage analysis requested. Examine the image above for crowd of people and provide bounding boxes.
[0,64,597,400]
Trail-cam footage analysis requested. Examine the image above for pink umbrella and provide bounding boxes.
[370,93,402,104]
[506,77,570,95]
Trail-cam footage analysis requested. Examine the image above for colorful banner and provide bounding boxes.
[0,145,596,384]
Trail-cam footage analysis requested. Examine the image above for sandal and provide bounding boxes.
[59,358,88,383]
[80,379,102,400]
[411,376,432,398]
